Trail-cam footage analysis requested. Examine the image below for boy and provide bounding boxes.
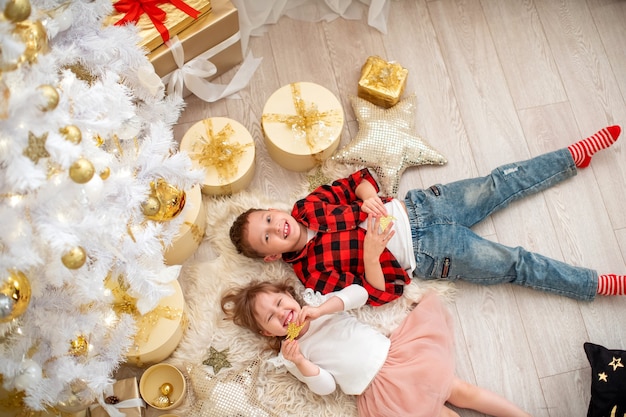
[230,126,624,305]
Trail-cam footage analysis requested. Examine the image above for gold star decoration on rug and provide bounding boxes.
[307,166,331,191]
[187,360,277,417]
[23,131,50,164]
[202,347,232,374]
[332,95,447,196]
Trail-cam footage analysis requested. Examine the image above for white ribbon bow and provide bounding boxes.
[89,383,146,417]
[162,33,262,103]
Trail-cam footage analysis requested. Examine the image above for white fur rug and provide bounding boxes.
[159,180,456,417]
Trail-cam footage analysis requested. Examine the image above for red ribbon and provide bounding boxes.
[113,0,201,43]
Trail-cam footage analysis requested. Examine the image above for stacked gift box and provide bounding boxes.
[107,0,243,98]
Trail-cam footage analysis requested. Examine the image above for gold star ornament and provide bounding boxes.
[187,360,277,417]
[332,95,447,196]
[203,346,232,374]
[23,131,50,163]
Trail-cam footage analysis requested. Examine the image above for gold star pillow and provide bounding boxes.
[584,342,626,416]
[332,95,447,196]
[186,360,277,417]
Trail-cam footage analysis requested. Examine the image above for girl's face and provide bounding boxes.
[253,290,301,337]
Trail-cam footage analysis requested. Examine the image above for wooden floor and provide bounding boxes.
[173,0,626,415]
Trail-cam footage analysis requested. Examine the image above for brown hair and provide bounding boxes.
[220,279,301,352]
[229,208,264,259]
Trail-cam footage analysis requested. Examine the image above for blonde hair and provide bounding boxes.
[221,279,301,352]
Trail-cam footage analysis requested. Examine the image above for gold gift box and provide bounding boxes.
[149,0,242,80]
[125,280,186,366]
[180,117,255,195]
[163,184,207,264]
[357,55,408,108]
[262,82,344,172]
[106,0,212,52]
[90,377,145,417]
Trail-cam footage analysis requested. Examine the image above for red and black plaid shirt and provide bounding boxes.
[282,169,410,306]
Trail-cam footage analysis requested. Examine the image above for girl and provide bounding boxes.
[221,280,532,417]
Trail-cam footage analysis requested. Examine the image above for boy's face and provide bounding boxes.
[253,290,301,337]
[246,209,305,261]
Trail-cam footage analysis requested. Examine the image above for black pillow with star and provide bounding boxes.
[584,342,626,417]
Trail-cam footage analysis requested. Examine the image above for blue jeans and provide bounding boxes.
[404,148,597,301]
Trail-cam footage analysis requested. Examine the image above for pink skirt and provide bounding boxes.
[357,292,456,417]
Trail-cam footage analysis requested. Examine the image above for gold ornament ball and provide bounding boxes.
[37,85,59,112]
[160,382,173,396]
[143,179,186,221]
[69,335,89,357]
[99,166,110,180]
[0,269,31,323]
[152,395,172,409]
[61,246,86,269]
[4,0,32,23]
[55,379,96,413]
[69,158,95,184]
[59,125,82,144]
[13,19,48,64]
[141,196,161,217]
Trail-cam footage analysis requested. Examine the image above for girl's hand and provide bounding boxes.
[281,339,305,364]
[297,305,321,324]
[361,196,387,217]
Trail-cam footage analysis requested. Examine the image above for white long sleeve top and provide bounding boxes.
[273,285,390,395]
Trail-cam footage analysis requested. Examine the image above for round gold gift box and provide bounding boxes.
[180,117,255,196]
[261,82,344,172]
[163,184,206,265]
[139,363,186,410]
[125,280,186,366]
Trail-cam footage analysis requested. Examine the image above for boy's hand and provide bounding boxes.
[363,213,394,258]
[361,196,387,217]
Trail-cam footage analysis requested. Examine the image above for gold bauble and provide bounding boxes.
[13,19,48,64]
[55,379,95,413]
[141,196,160,217]
[152,394,172,408]
[69,158,95,184]
[99,166,110,180]
[4,0,32,22]
[160,382,173,396]
[59,125,82,144]
[61,246,86,269]
[37,84,59,112]
[69,334,89,356]
[0,269,31,323]
[143,179,186,222]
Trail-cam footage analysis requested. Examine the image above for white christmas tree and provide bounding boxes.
[0,0,202,412]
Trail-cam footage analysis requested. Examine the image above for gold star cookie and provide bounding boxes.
[286,321,305,341]
[379,215,396,231]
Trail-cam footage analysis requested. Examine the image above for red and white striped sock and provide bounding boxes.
[597,274,626,296]
[567,125,621,168]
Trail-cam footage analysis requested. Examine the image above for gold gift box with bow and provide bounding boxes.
[148,0,241,82]
[106,0,212,52]
[357,55,408,108]
[90,377,145,417]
